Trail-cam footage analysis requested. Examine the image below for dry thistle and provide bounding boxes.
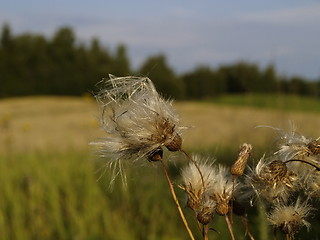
[266,124,320,164]
[197,196,216,225]
[231,143,252,177]
[267,199,312,238]
[181,156,215,211]
[208,165,236,215]
[306,139,320,156]
[304,170,320,198]
[246,157,299,203]
[92,75,186,184]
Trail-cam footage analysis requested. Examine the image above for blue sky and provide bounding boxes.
[1,0,320,79]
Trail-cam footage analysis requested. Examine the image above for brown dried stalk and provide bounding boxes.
[159,158,195,240]
[225,215,236,240]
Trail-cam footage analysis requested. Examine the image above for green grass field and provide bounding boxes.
[213,93,320,113]
[1,95,320,239]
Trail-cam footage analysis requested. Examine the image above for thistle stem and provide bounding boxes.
[194,212,203,234]
[241,216,255,240]
[203,224,209,240]
[285,159,320,171]
[273,228,277,240]
[225,215,236,240]
[159,159,195,240]
[230,175,236,223]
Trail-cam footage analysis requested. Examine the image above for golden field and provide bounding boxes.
[1,96,320,240]
[1,96,320,154]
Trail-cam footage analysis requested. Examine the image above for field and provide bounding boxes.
[1,95,320,239]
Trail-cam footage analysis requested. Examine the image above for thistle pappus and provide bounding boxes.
[181,156,215,211]
[245,156,299,204]
[267,198,312,237]
[208,165,237,215]
[91,75,186,185]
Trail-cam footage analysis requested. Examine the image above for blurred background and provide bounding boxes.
[1,0,320,239]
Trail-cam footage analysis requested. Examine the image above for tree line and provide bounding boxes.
[1,23,319,99]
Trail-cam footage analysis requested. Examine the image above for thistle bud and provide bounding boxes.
[260,160,288,185]
[166,134,182,151]
[216,200,229,216]
[307,139,320,155]
[268,160,287,182]
[147,148,163,162]
[231,143,252,176]
[197,208,214,225]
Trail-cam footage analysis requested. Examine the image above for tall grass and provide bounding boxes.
[1,149,318,239]
[1,96,320,239]
[0,150,264,240]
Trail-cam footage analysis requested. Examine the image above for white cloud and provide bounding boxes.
[243,3,320,25]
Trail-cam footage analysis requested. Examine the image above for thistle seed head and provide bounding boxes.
[197,208,214,225]
[207,165,236,215]
[181,156,215,211]
[231,143,252,176]
[245,157,300,203]
[307,139,320,155]
[305,171,320,198]
[261,160,288,184]
[269,124,320,164]
[196,196,216,225]
[197,211,213,225]
[267,199,312,236]
[92,75,187,185]
[215,199,229,216]
[165,134,182,151]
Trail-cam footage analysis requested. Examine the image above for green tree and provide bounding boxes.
[261,64,279,93]
[0,24,15,97]
[287,76,312,96]
[218,62,261,93]
[48,26,77,94]
[182,66,225,99]
[0,23,13,49]
[137,55,185,99]
[112,44,131,76]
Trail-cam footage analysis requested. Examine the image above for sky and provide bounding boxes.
[1,0,320,79]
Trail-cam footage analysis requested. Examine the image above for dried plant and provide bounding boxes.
[92,75,186,185]
[181,156,215,213]
[245,157,300,204]
[92,75,320,240]
[231,143,252,177]
[267,199,312,239]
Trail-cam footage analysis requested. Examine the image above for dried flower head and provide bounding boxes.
[208,165,236,215]
[92,75,185,184]
[263,124,320,164]
[181,156,215,211]
[246,157,299,203]
[304,170,320,198]
[196,196,216,225]
[267,199,312,236]
[231,143,252,176]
